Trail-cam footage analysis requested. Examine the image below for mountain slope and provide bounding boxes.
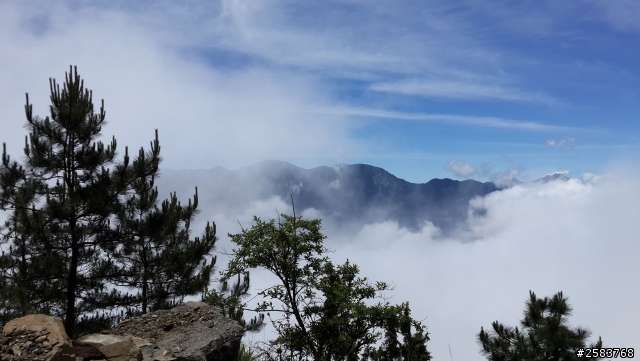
[155,160,499,233]
[534,172,570,184]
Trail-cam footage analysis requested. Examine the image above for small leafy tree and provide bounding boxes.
[477,290,604,361]
[221,203,431,361]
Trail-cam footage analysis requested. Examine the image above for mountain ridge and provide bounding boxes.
[157,160,493,233]
[155,160,571,234]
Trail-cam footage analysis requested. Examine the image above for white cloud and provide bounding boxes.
[289,182,303,195]
[209,0,561,105]
[445,159,477,178]
[3,160,639,361]
[0,1,368,171]
[587,0,640,32]
[489,166,524,187]
[315,106,581,132]
[581,172,603,184]
[371,80,559,104]
[547,137,576,149]
[178,165,640,361]
[321,167,640,361]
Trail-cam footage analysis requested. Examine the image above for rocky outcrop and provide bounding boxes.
[0,314,72,360]
[1,302,244,361]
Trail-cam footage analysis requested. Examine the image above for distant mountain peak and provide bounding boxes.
[535,172,570,184]
[158,160,500,234]
[492,177,524,189]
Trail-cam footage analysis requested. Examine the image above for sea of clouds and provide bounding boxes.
[185,164,639,361]
[0,165,637,360]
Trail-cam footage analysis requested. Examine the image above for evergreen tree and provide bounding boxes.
[0,66,166,338]
[361,301,431,361]
[477,290,604,361]
[201,271,265,334]
[0,181,66,323]
[97,167,218,318]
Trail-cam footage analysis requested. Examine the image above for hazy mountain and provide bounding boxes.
[534,172,570,184]
[155,160,500,233]
[495,178,524,189]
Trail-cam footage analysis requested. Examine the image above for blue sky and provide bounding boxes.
[1,0,639,183]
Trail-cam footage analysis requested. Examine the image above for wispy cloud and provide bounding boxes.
[546,137,576,149]
[311,107,579,132]
[445,159,477,178]
[489,165,525,187]
[587,0,640,32]
[545,170,569,177]
[0,1,368,170]
[0,0,635,184]
[371,80,559,104]
[209,0,557,103]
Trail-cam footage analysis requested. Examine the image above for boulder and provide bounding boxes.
[1,301,243,361]
[3,314,70,349]
[102,301,244,361]
[1,314,75,360]
[93,337,141,361]
[69,341,104,360]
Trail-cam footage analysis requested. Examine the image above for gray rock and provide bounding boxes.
[99,301,244,361]
[1,302,243,361]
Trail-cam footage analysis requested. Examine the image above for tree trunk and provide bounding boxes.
[65,224,79,339]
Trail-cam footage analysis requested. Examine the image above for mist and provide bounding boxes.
[1,159,637,360]
[149,163,640,361]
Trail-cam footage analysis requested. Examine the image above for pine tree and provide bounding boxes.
[0,66,164,338]
[477,290,604,361]
[0,185,66,323]
[97,166,218,319]
[361,302,432,361]
[202,271,265,334]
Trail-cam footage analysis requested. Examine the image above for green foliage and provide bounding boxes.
[201,271,264,332]
[361,303,431,361]
[239,341,262,361]
[221,208,431,361]
[201,271,265,333]
[0,188,66,325]
[477,290,604,361]
[1,65,144,338]
[98,165,218,317]
[0,66,215,338]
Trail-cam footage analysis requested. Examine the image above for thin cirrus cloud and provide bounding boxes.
[2,0,564,174]
[212,0,548,100]
[547,137,576,149]
[311,106,579,132]
[2,0,620,178]
[588,0,640,32]
[0,1,369,170]
[370,80,559,104]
